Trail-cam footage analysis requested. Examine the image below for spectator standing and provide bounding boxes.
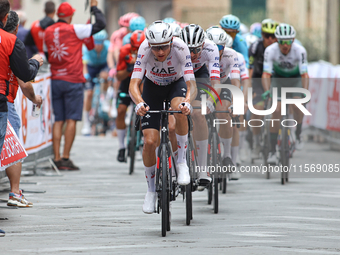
[16,10,36,58]
[0,0,43,237]
[24,1,55,55]
[44,0,106,170]
[3,10,43,207]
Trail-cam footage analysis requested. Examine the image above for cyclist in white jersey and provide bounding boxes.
[129,21,196,214]
[180,24,221,189]
[206,26,242,179]
[224,33,250,179]
[262,24,309,164]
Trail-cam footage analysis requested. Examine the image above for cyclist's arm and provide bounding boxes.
[208,47,222,98]
[107,50,115,70]
[262,73,271,92]
[299,48,309,90]
[185,79,197,103]
[117,69,131,81]
[301,73,309,90]
[129,78,144,105]
[262,47,273,91]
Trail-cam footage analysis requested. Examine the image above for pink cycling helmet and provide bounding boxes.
[118,12,139,27]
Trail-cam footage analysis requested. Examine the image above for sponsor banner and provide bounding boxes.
[0,121,28,171]
[14,73,53,154]
[304,62,340,132]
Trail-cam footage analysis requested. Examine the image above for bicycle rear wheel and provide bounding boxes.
[185,141,193,225]
[129,112,137,175]
[212,134,219,214]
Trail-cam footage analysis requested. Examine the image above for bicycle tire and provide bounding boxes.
[222,173,227,194]
[263,119,271,179]
[129,113,137,175]
[280,126,289,185]
[161,145,170,236]
[212,133,219,214]
[185,142,193,225]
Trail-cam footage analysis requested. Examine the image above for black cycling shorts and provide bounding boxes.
[141,77,187,131]
[194,64,210,101]
[220,77,232,102]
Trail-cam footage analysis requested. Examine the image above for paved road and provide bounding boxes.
[0,136,339,254]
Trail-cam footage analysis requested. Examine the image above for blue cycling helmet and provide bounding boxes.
[93,30,108,44]
[219,14,240,30]
[129,16,146,32]
[163,17,176,24]
[250,23,262,38]
[122,33,132,46]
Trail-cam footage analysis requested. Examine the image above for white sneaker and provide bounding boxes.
[81,122,91,136]
[230,170,241,180]
[251,146,261,160]
[142,192,156,214]
[295,139,304,150]
[197,170,212,191]
[267,152,277,165]
[177,163,190,185]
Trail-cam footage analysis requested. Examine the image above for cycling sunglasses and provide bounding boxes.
[225,30,237,38]
[278,39,293,45]
[150,42,171,52]
[217,44,225,51]
[262,33,276,39]
[189,46,202,54]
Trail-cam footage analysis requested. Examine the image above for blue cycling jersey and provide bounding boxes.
[232,34,249,68]
[83,40,110,66]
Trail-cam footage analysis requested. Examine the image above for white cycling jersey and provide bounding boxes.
[192,39,220,80]
[219,47,240,83]
[263,42,308,77]
[131,37,195,86]
[237,53,249,81]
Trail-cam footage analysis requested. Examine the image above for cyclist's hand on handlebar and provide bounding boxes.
[179,102,192,116]
[135,102,149,116]
[261,90,271,101]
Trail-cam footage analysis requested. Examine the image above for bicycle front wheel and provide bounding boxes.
[129,112,137,175]
[280,127,290,185]
[161,145,170,236]
[212,134,219,214]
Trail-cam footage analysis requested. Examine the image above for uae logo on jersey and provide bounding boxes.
[167,61,172,66]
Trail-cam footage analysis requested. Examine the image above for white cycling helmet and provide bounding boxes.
[145,20,173,44]
[206,26,228,46]
[275,23,296,40]
[239,23,249,35]
[225,33,234,48]
[169,22,181,37]
[180,24,205,47]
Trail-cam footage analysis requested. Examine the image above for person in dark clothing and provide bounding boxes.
[0,0,43,237]
[24,1,55,54]
[16,10,37,58]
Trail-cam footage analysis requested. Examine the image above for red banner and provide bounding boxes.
[0,121,28,170]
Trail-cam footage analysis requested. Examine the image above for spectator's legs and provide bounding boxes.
[5,163,21,194]
[62,119,77,159]
[53,121,65,161]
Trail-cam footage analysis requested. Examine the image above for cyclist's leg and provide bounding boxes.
[141,78,169,213]
[192,66,211,186]
[82,64,99,135]
[230,124,241,180]
[116,77,131,162]
[169,77,190,185]
[251,78,265,159]
[216,88,234,169]
[268,77,282,164]
[290,77,304,149]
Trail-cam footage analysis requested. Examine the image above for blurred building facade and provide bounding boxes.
[14,0,339,64]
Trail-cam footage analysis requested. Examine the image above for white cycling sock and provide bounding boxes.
[117,129,126,149]
[220,137,232,159]
[145,164,156,192]
[196,140,208,168]
[239,130,247,150]
[176,134,188,164]
[231,146,239,165]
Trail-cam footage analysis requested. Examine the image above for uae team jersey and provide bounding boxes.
[219,47,240,83]
[237,53,249,81]
[192,39,220,81]
[131,37,195,86]
[263,42,308,77]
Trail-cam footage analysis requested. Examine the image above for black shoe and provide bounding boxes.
[222,157,234,173]
[53,159,62,169]
[59,159,80,171]
[117,148,126,162]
